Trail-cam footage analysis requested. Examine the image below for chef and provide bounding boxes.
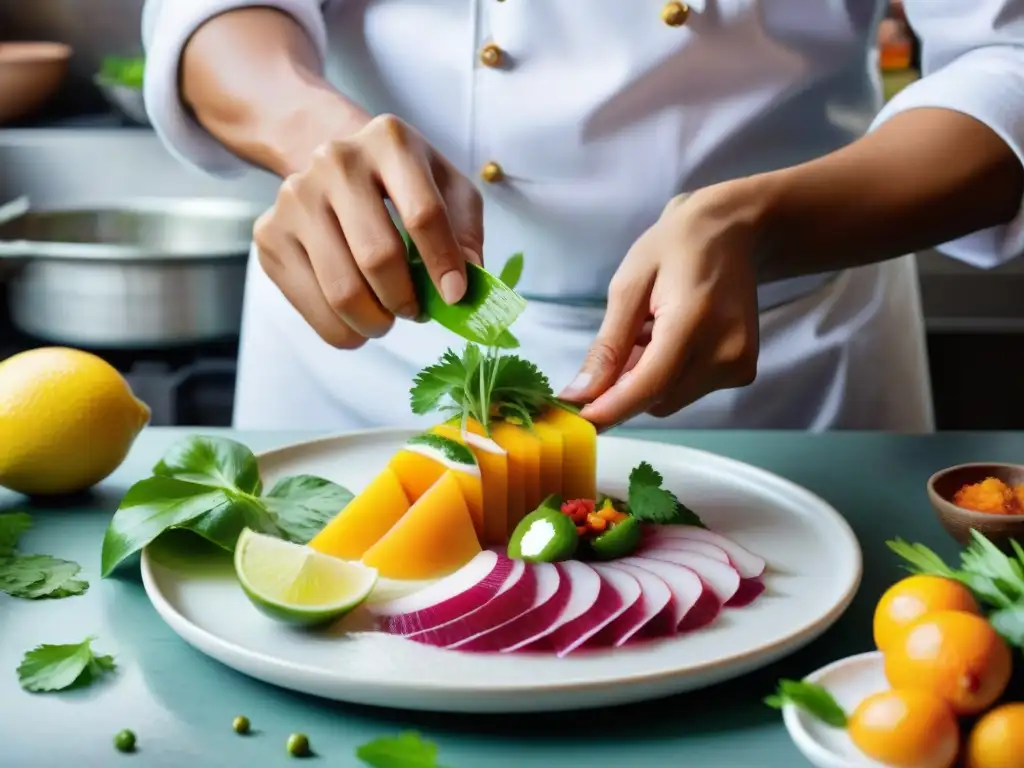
[142,0,1024,433]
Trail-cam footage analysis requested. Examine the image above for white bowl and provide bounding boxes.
[782,651,890,768]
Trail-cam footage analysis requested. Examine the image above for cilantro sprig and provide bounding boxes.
[17,636,116,692]
[410,343,555,433]
[765,679,848,728]
[0,512,89,599]
[626,462,705,527]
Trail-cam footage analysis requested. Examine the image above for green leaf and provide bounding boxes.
[153,435,262,495]
[0,512,31,555]
[0,554,88,599]
[17,637,116,693]
[626,462,705,527]
[100,476,232,576]
[765,679,848,728]
[885,538,960,579]
[410,349,468,416]
[989,604,1024,648]
[356,732,448,768]
[498,252,524,290]
[262,475,353,544]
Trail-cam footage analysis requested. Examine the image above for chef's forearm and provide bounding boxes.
[180,7,370,177]
[744,107,1023,283]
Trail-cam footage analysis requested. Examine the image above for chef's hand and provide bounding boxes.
[561,189,762,429]
[253,113,484,349]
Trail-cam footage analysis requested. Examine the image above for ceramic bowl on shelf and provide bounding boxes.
[0,42,72,125]
[927,462,1024,552]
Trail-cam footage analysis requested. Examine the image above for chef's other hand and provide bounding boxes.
[254,113,484,349]
[561,188,762,429]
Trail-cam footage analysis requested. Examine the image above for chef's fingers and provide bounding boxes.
[440,168,485,267]
[366,118,468,304]
[579,305,696,428]
[277,174,394,339]
[253,211,367,350]
[324,154,420,319]
[560,269,653,402]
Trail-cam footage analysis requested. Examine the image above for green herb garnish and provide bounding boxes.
[765,679,848,728]
[17,636,116,693]
[498,252,524,290]
[98,55,144,89]
[626,461,705,527]
[100,435,352,576]
[357,731,449,768]
[0,512,89,599]
[410,343,554,433]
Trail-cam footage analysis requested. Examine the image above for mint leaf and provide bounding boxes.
[263,475,353,544]
[154,435,262,494]
[0,554,88,599]
[357,732,448,768]
[0,512,31,555]
[17,636,116,692]
[498,252,524,290]
[765,679,848,728]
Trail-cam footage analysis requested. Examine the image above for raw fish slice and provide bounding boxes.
[643,538,729,563]
[546,564,629,657]
[408,560,537,647]
[636,548,741,605]
[503,561,601,653]
[601,561,676,643]
[587,564,652,647]
[619,556,720,631]
[372,551,513,635]
[450,563,565,652]
[642,525,766,578]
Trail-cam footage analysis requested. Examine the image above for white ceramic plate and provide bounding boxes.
[783,651,888,768]
[141,428,863,713]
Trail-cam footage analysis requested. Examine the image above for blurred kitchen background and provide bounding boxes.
[0,1,1019,430]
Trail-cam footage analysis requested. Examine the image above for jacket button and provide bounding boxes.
[480,161,504,183]
[480,43,504,68]
[661,1,690,26]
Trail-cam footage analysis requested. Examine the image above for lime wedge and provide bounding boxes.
[402,230,526,347]
[404,432,479,475]
[234,528,378,626]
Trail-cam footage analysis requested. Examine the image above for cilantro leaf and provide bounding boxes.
[0,511,31,555]
[17,636,116,692]
[410,349,467,416]
[626,462,705,527]
[765,679,848,728]
[498,252,524,290]
[0,554,88,599]
[356,732,449,768]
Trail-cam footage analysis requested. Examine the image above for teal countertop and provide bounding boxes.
[3,428,1022,768]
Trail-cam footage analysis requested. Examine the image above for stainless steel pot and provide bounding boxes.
[0,197,261,348]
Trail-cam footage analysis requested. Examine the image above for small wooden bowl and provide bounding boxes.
[0,42,72,125]
[927,463,1024,551]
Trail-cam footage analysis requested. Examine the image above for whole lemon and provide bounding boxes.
[0,347,150,495]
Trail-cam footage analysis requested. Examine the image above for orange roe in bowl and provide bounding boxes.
[952,477,1024,516]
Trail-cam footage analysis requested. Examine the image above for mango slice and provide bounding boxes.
[361,471,482,580]
[388,434,485,538]
[490,421,542,536]
[536,406,597,501]
[431,421,508,546]
[308,467,410,560]
[532,420,565,503]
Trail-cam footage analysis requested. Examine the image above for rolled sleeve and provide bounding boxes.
[869,0,1024,268]
[141,0,329,177]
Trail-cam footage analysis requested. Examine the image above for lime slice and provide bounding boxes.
[234,528,378,626]
[404,432,480,475]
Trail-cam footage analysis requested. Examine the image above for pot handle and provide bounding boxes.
[0,196,32,261]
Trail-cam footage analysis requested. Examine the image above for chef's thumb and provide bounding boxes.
[561,279,648,402]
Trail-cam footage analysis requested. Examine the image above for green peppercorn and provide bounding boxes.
[113,729,136,753]
[232,715,251,735]
[287,732,311,757]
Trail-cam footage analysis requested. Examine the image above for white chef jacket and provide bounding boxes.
[142,0,1024,433]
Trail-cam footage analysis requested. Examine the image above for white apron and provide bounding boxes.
[225,0,935,433]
